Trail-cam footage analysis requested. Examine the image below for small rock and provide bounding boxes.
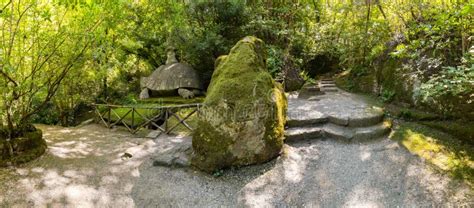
[78,119,94,127]
[153,154,190,168]
[153,138,192,168]
[146,131,162,139]
[122,152,133,159]
[308,97,320,101]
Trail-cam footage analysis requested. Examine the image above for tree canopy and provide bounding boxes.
[1,0,472,135]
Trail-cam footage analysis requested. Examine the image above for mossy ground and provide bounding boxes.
[391,122,474,187]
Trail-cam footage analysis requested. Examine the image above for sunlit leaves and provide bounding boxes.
[420,65,474,112]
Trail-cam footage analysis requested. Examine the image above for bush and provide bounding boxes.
[419,65,474,118]
[380,89,396,103]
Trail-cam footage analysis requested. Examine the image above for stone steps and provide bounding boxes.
[327,112,384,127]
[321,88,338,92]
[319,79,338,92]
[287,114,328,128]
[298,84,325,99]
[287,78,391,142]
[285,122,391,142]
[285,126,323,142]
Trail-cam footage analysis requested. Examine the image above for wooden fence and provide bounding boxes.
[92,103,202,135]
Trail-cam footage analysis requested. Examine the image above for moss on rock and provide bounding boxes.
[192,36,287,172]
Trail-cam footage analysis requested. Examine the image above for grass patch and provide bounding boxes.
[164,108,199,136]
[108,107,161,126]
[391,122,474,186]
[100,96,204,127]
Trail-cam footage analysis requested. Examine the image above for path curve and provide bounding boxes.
[132,86,472,207]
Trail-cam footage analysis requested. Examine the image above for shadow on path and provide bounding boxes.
[132,136,472,207]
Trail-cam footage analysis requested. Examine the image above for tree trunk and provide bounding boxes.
[362,0,372,62]
[5,109,14,158]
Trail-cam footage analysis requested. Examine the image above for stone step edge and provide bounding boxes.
[328,113,384,127]
[284,126,323,142]
[287,116,329,127]
[288,112,384,128]
[285,121,391,142]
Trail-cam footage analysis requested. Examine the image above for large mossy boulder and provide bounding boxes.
[192,36,287,172]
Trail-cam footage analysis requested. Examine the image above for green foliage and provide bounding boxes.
[300,71,316,84]
[266,46,285,77]
[0,0,111,134]
[120,94,139,105]
[380,89,396,103]
[419,65,474,117]
[212,169,224,177]
[420,65,473,100]
[1,0,472,130]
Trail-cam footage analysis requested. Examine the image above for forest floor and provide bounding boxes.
[0,94,472,207]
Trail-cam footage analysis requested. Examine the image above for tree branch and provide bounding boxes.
[0,0,12,12]
[0,67,17,86]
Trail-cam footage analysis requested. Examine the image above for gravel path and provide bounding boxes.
[132,136,472,207]
[0,124,158,207]
[0,118,472,207]
[132,87,472,207]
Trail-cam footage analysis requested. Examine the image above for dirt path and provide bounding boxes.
[132,135,472,207]
[132,84,472,207]
[0,124,158,207]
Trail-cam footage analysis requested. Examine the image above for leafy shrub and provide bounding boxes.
[266,46,285,77]
[300,70,316,84]
[120,94,139,105]
[380,89,396,103]
[419,65,474,118]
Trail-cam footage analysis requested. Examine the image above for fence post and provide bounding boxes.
[107,107,111,128]
[131,108,135,129]
[165,109,168,132]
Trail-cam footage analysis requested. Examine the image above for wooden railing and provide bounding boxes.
[92,103,202,135]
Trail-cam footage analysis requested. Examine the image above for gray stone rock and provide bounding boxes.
[287,111,328,128]
[77,119,94,127]
[139,88,150,99]
[281,56,305,92]
[153,135,192,168]
[146,130,162,139]
[322,123,354,140]
[121,152,133,159]
[178,88,195,99]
